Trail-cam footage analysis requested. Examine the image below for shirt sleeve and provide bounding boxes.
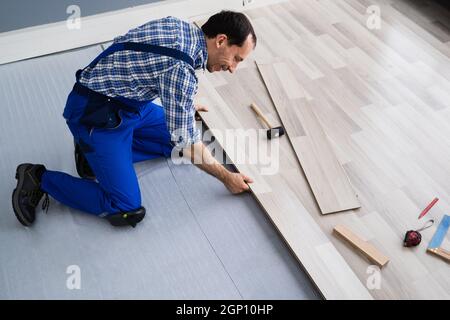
[156,63,201,148]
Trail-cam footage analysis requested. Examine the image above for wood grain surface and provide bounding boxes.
[257,61,361,214]
[194,0,450,299]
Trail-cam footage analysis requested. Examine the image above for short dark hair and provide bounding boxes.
[201,11,257,48]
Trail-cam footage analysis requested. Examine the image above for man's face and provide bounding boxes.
[206,34,254,73]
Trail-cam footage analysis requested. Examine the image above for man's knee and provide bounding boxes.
[109,192,142,214]
[106,206,146,228]
[102,191,144,227]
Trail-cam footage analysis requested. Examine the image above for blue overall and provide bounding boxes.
[40,43,194,217]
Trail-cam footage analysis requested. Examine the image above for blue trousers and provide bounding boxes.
[41,89,173,217]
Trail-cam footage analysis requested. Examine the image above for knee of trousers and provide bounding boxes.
[107,191,142,214]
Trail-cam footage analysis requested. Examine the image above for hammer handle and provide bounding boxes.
[250,103,273,129]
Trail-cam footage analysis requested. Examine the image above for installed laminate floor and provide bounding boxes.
[196,0,450,299]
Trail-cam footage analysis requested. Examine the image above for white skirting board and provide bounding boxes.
[0,0,285,65]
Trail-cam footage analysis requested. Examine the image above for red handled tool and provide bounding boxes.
[418,197,439,220]
[404,197,439,247]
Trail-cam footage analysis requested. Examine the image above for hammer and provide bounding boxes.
[250,103,285,140]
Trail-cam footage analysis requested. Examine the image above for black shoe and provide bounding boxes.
[74,140,96,180]
[105,207,146,228]
[12,163,50,226]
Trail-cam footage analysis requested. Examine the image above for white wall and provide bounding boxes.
[0,0,165,33]
[0,0,283,65]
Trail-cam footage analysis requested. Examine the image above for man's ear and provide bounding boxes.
[216,34,228,48]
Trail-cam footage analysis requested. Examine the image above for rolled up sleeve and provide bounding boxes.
[157,63,201,149]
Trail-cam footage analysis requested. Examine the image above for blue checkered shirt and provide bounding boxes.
[78,16,207,147]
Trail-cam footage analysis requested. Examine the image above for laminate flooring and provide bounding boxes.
[195,0,450,299]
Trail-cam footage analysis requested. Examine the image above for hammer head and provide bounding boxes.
[267,127,285,140]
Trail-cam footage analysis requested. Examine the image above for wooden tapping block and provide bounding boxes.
[334,225,390,268]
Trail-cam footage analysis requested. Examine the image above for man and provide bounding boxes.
[12,11,256,228]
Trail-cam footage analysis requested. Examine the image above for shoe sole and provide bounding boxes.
[106,211,146,227]
[12,163,33,227]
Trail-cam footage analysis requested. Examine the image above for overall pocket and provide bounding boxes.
[79,94,123,129]
[63,90,89,123]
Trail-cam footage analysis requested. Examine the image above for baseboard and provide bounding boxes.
[0,0,284,65]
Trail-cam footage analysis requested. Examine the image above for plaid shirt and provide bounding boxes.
[79,16,207,147]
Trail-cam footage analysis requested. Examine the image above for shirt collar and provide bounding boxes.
[193,24,208,71]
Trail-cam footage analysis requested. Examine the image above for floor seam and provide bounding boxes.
[165,158,245,300]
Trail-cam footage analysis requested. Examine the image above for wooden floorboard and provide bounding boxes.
[195,0,450,299]
[257,60,361,214]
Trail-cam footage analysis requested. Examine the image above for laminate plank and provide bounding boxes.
[391,0,450,43]
[256,61,360,214]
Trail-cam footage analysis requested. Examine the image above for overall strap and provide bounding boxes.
[76,42,195,81]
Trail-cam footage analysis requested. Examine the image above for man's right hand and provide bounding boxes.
[183,142,254,195]
[222,172,254,194]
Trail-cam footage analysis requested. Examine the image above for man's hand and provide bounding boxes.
[182,142,253,195]
[195,104,209,112]
[222,172,254,194]
[195,104,208,121]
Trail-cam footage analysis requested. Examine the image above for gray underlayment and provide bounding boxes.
[0,45,320,299]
